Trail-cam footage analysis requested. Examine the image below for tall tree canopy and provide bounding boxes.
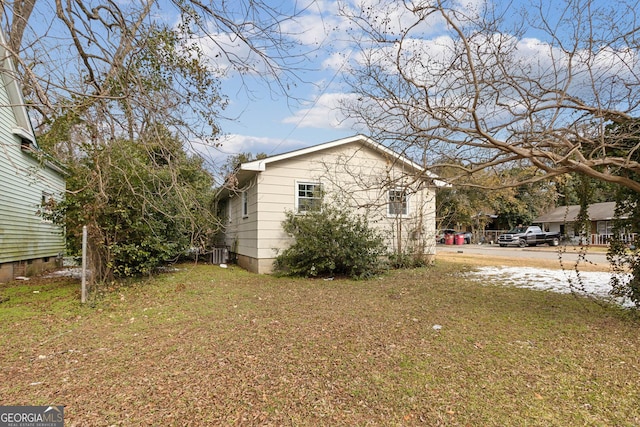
[605,120,640,305]
[1,0,307,153]
[339,0,640,192]
[435,166,561,233]
[0,1,309,280]
[57,125,219,279]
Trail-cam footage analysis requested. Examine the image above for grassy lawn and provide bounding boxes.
[1,261,639,426]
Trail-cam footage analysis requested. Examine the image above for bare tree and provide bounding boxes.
[0,0,313,281]
[339,0,640,191]
[1,0,310,150]
[338,0,640,307]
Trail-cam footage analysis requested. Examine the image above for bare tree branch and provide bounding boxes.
[340,0,640,192]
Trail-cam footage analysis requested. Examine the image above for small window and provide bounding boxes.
[40,192,55,222]
[242,191,248,218]
[597,220,614,235]
[388,188,408,216]
[296,182,322,213]
[216,199,231,223]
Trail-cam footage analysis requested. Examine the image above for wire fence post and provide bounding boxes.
[81,225,87,303]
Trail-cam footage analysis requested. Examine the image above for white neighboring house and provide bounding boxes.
[215,135,444,274]
[0,33,66,282]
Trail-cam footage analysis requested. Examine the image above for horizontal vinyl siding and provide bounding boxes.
[223,180,259,259]
[255,174,292,260]
[253,142,438,259]
[224,140,439,267]
[0,91,66,263]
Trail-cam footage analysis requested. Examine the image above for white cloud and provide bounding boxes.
[280,10,339,47]
[342,0,448,39]
[185,133,308,183]
[216,133,306,156]
[322,51,353,72]
[349,18,640,125]
[282,92,361,129]
[193,31,269,78]
[282,0,356,47]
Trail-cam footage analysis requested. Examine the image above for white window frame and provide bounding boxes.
[387,188,409,217]
[241,191,248,218]
[597,220,614,236]
[295,181,323,213]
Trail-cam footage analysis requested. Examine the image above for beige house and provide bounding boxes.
[215,135,443,274]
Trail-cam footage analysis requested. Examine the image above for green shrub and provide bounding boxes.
[388,251,431,269]
[52,126,218,282]
[274,205,387,279]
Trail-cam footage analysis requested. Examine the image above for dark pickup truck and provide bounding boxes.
[498,226,561,248]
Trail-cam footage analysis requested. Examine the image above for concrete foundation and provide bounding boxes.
[0,256,62,283]
[235,254,276,274]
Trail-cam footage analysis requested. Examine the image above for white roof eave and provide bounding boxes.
[238,134,444,183]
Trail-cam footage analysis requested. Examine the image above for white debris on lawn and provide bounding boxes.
[44,268,83,279]
[467,266,634,308]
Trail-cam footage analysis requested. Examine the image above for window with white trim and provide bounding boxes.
[296,182,322,213]
[388,188,408,216]
[241,191,248,217]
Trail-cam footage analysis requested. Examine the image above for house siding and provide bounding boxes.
[222,140,437,273]
[0,72,65,281]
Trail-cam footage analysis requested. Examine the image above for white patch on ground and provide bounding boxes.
[466,266,634,308]
[44,268,84,279]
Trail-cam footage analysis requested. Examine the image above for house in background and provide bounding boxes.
[533,201,633,245]
[215,135,444,274]
[0,34,66,282]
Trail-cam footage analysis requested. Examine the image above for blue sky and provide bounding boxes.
[7,0,361,174]
[192,0,531,165]
[10,0,633,175]
[165,0,637,173]
[187,0,366,167]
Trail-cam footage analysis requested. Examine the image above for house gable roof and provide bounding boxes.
[242,134,423,171]
[215,134,447,200]
[533,202,623,223]
[0,32,66,176]
[238,134,445,183]
[0,31,37,148]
